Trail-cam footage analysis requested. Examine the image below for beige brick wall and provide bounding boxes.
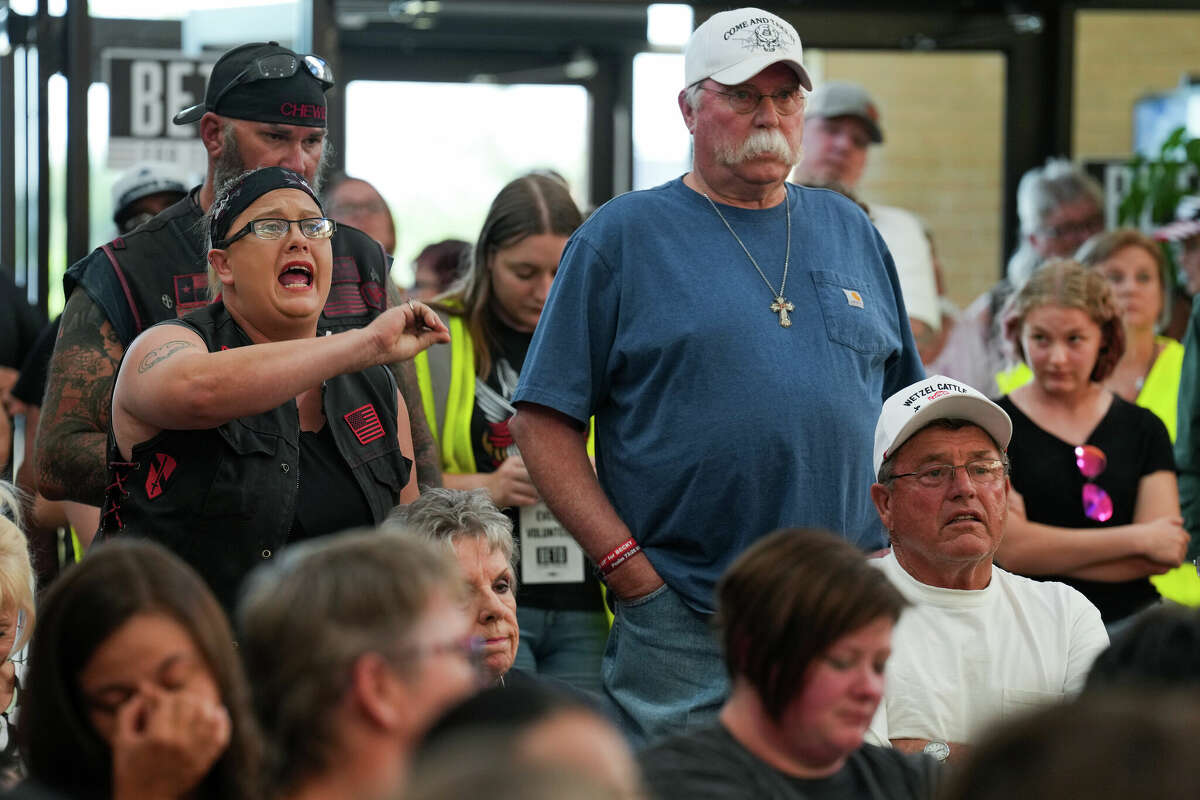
[810,50,1006,308]
[1074,10,1200,160]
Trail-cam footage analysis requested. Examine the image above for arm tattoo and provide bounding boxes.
[391,359,443,489]
[383,278,443,489]
[137,340,195,373]
[36,290,124,504]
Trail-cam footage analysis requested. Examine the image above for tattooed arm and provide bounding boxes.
[383,280,442,489]
[111,302,449,458]
[36,289,125,504]
[389,359,442,490]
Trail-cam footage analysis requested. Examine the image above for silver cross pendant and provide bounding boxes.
[771,296,794,328]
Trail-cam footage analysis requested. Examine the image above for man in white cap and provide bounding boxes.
[109,162,189,235]
[793,81,942,358]
[867,375,1107,762]
[510,7,922,744]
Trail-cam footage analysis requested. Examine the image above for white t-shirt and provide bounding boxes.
[867,552,1108,746]
[870,205,939,332]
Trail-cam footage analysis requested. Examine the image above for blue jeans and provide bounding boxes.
[513,606,609,694]
[601,583,729,748]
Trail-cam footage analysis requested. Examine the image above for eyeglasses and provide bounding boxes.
[211,52,334,111]
[699,86,805,116]
[216,217,336,248]
[1075,445,1113,522]
[399,635,486,674]
[1039,214,1104,242]
[890,459,1008,489]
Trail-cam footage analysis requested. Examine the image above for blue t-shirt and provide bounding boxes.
[513,178,924,613]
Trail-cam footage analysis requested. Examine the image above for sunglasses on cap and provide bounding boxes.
[210,52,334,113]
[1075,445,1113,523]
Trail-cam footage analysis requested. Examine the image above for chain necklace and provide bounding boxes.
[703,190,794,328]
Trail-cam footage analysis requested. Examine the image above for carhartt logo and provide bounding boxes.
[843,288,864,308]
[344,404,385,445]
[146,453,177,499]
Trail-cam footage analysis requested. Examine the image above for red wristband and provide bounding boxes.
[598,537,641,576]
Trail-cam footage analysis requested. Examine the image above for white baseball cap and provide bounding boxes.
[873,375,1012,477]
[111,162,189,225]
[684,8,812,91]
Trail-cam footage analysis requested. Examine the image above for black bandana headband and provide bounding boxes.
[208,166,322,247]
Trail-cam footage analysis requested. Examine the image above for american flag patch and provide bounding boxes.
[344,403,386,445]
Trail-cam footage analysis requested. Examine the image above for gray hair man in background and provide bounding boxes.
[930,158,1105,395]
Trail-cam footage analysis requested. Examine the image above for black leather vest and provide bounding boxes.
[65,189,391,348]
[98,302,410,614]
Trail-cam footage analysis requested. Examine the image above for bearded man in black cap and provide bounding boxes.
[37,41,441,509]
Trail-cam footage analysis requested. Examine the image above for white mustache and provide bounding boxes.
[715,128,802,167]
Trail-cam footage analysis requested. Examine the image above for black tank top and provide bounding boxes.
[290,423,376,542]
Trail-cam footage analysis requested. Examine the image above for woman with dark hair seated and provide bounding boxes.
[98,166,449,612]
[17,539,260,799]
[639,528,936,800]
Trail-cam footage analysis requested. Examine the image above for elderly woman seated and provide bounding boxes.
[638,528,939,799]
[388,488,524,687]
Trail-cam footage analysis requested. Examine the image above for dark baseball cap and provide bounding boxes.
[173,42,333,128]
[805,81,884,144]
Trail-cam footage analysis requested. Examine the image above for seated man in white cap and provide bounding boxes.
[866,375,1108,763]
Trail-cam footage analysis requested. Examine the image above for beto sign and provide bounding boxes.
[103,48,215,172]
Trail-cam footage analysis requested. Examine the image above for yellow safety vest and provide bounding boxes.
[994,337,1183,442]
[414,312,595,473]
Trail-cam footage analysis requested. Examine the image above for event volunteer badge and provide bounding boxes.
[520,504,586,584]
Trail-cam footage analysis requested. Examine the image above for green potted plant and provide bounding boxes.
[1117,125,1200,283]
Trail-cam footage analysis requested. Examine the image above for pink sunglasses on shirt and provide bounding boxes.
[1075,445,1113,523]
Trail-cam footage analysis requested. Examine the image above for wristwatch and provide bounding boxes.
[922,739,950,762]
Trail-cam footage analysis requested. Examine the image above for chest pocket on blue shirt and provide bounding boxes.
[810,270,891,355]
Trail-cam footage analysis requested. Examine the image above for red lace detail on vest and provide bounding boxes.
[103,460,138,530]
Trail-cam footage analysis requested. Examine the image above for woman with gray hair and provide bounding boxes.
[389,488,522,685]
